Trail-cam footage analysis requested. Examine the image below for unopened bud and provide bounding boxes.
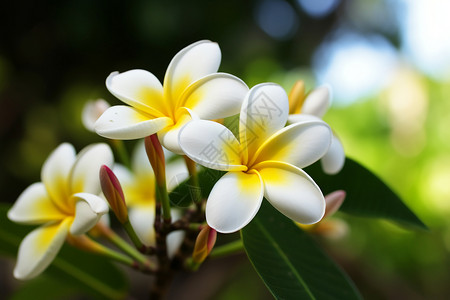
[288,80,306,115]
[324,190,346,218]
[192,226,217,264]
[99,165,128,223]
[145,134,166,186]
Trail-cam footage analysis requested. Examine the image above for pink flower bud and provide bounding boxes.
[99,165,128,223]
[324,190,346,218]
[145,134,166,187]
[192,226,217,264]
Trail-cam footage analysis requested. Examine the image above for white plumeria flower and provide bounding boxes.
[114,142,186,257]
[287,81,345,174]
[179,83,332,233]
[94,40,249,154]
[81,99,111,132]
[8,143,113,279]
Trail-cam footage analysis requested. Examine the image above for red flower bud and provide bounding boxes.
[99,165,128,223]
[192,226,217,264]
[145,134,166,187]
[324,190,346,218]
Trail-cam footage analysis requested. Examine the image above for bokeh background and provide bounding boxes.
[1,0,450,299]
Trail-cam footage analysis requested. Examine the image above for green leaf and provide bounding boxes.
[10,276,76,300]
[48,244,128,300]
[0,204,128,299]
[305,158,427,229]
[169,167,224,207]
[223,114,240,137]
[242,201,362,300]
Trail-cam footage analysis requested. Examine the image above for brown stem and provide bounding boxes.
[148,151,208,298]
[149,269,175,300]
[170,199,206,271]
[150,200,174,299]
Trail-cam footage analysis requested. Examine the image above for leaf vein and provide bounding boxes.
[254,218,316,300]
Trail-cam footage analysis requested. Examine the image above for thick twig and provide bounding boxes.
[150,201,172,299]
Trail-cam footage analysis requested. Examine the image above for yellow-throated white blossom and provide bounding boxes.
[288,81,345,174]
[94,40,248,154]
[113,142,186,257]
[179,83,332,233]
[8,143,113,279]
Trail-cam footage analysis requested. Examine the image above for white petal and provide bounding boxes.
[95,106,172,140]
[13,219,71,280]
[97,213,110,228]
[70,193,109,235]
[287,113,322,124]
[129,206,156,246]
[41,143,76,214]
[239,83,289,164]
[8,183,65,224]
[181,73,248,119]
[320,134,345,175]
[302,85,331,118]
[82,99,111,132]
[157,108,195,154]
[253,119,332,169]
[257,161,325,224]
[106,70,167,117]
[164,40,221,105]
[70,143,114,195]
[179,120,246,171]
[206,171,263,233]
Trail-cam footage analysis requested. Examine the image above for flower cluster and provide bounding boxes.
[8,40,345,281]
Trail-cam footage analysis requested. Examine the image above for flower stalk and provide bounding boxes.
[67,234,135,267]
[209,239,244,259]
[94,222,155,269]
[122,219,147,253]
